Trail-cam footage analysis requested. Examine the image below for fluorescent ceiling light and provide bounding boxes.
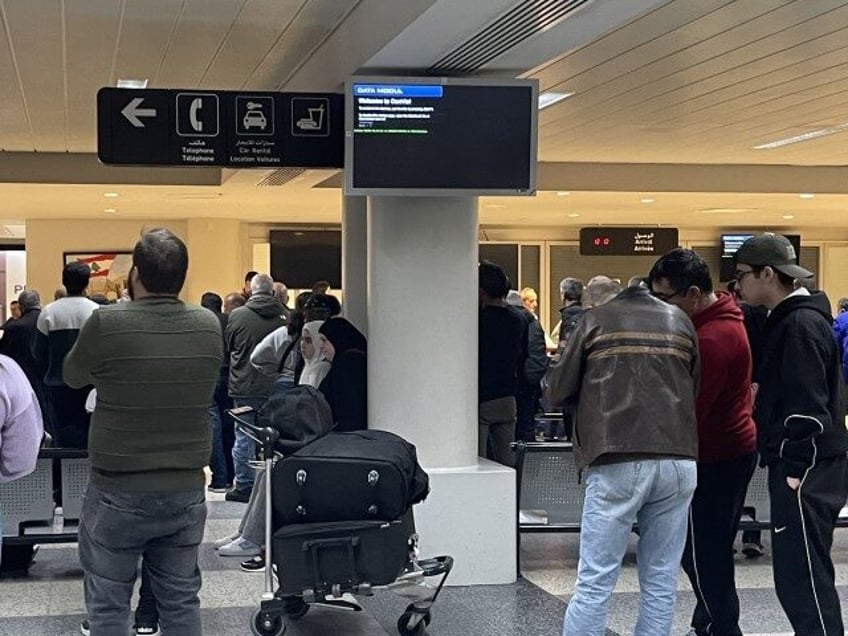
[641,198,655,204]
[103,192,119,198]
[754,123,848,149]
[782,215,795,219]
[557,191,571,196]
[538,91,574,110]
[567,213,580,218]
[117,78,148,89]
[799,193,815,199]
[484,204,507,209]
[104,208,116,213]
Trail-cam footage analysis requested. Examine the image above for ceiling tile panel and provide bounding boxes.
[539,0,827,139]
[155,0,248,88]
[244,0,360,90]
[112,0,185,86]
[0,10,30,149]
[2,0,64,149]
[199,0,307,90]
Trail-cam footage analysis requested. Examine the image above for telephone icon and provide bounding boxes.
[190,98,203,132]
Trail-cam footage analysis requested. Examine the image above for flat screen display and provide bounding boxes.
[270,230,341,289]
[345,77,538,196]
[719,233,800,281]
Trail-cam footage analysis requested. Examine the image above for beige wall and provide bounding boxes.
[26,218,247,305]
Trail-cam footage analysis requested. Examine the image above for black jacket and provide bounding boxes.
[0,308,45,386]
[754,292,848,477]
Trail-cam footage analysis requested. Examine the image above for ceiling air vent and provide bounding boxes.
[429,0,593,75]
[256,168,306,187]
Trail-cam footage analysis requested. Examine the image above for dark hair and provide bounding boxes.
[201,292,223,313]
[132,228,188,295]
[303,293,341,322]
[648,248,713,294]
[244,270,258,284]
[90,293,111,306]
[312,280,331,294]
[775,270,795,287]
[63,262,92,296]
[479,261,510,299]
[9,300,18,306]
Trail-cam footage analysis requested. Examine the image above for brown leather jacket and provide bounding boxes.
[545,287,699,470]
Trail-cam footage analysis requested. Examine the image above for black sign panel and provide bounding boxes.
[580,227,679,256]
[97,88,343,168]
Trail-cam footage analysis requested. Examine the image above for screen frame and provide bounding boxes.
[344,75,538,197]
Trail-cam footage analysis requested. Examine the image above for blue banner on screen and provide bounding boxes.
[353,84,444,98]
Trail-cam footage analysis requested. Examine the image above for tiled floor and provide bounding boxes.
[2,493,846,635]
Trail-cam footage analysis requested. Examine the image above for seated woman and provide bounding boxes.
[216,320,331,566]
[317,318,367,432]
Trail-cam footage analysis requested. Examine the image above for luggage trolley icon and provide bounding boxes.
[291,98,330,137]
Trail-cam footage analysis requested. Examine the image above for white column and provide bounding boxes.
[367,196,516,585]
[342,195,368,335]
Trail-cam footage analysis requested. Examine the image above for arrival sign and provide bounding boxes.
[97,87,343,168]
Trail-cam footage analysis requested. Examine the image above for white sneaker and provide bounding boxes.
[213,532,241,550]
[218,537,262,557]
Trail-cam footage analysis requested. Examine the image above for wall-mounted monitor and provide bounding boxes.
[344,76,538,196]
[269,230,341,289]
[719,233,800,282]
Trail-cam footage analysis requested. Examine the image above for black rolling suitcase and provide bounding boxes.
[273,517,412,596]
[272,430,429,525]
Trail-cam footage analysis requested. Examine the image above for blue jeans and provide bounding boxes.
[563,458,697,636]
[231,397,266,491]
[79,483,207,636]
[207,404,228,488]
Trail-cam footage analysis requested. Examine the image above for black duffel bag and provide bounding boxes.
[257,385,334,454]
[272,430,430,525]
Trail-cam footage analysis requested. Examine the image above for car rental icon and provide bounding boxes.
[243,107,267,131]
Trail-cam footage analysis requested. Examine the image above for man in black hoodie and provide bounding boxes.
[735,233,848,636]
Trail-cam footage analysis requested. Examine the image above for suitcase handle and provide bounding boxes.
[304,536,361,589]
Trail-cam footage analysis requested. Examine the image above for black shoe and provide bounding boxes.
[742,542,765,559]
[80,619,90,636]
[241,555,265,572]
[225,487,251,503]
[134,623,161,636]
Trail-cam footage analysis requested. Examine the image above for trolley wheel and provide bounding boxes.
[396,606,431,636]
[250,608,286,636]
[404,603,431,626]
[282,596,310,620]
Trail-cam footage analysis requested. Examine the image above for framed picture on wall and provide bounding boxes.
[63,251,133,302]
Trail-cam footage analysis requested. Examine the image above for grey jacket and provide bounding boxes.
[545,286,699,470]
[226,293,285,398]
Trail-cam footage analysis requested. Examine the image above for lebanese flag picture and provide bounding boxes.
[72,254,117,277]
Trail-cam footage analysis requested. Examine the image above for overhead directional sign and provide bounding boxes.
[97,87,343,168]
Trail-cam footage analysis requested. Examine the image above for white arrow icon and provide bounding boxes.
[121,97,157,128]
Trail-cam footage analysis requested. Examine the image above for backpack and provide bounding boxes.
[257,385,334,454]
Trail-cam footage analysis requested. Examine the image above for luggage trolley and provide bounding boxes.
[228,407,453,636]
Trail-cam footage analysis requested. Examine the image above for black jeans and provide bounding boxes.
[79,483,206,636]
[681,452,757,636]
[770,456,848,636]
[47,385,91,448]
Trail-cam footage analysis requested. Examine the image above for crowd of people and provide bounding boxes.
[0,230,846,636]
[0,228,367,636]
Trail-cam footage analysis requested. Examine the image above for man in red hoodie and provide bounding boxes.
[649,248,757,636]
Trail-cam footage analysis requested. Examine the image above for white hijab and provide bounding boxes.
[299,320,331,388]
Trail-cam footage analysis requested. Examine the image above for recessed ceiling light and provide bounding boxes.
[104,208,116,213]
[538,91,575,110]
[695,207,759,215]
[799,193,815,199]
[484,204,507,209]
[782,215,795,220]
[641,198,655,204]
[103,192,119,198]
[567,213,580,218]
[753,123,848,149]
[117,78,148,89]
[557,191,571,196]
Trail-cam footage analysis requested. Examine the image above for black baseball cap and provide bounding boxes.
[734,233,813,279]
